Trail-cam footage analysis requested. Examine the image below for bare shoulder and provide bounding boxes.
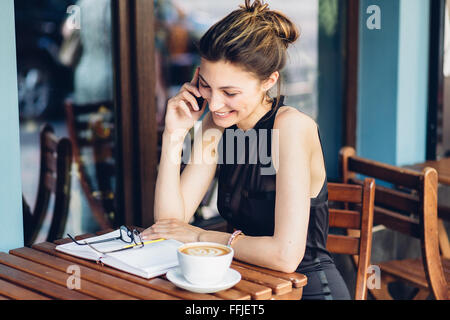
[273,106,318,140]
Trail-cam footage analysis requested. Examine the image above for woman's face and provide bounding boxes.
[198,58,275,129]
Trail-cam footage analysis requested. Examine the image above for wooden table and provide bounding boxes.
[406,157,450,220]
[0,230,307,300]
[406,157,450,185]
[406,158,450,254]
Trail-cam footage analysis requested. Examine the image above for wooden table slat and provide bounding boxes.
[53,236,80,245]
[9,247,179,300]
[213,288,251,300]
[0,252,136,300]
[0,263,94,300]
[271,287,303,300]
[233,279,272,300]
[231,265,292,295]
[0,278,51,300]
[53,238,71,245]
[32,242,222,300]
[232,260,308,288]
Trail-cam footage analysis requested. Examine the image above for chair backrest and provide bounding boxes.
[339,146,448,300]
[64,100,115,229]
[326,178,375,300]
[23,123,72,246]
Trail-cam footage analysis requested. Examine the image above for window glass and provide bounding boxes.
[16,0,118,243]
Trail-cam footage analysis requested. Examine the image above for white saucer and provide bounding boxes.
[166,268,241,294]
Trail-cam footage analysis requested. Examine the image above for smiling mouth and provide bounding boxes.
[214,111,235,118]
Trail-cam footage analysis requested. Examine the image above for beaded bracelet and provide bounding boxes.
[227,230,243,248]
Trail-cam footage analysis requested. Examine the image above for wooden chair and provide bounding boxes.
[339,146,449,300]
[326,178,376,300]
[23,124,73,246]
[64,100,115,229]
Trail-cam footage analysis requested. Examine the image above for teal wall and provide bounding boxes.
[357,0,430,166]
[0,0,24,252]
[396,0,430,165]
[357,0,400,165]
[317,0,344,181]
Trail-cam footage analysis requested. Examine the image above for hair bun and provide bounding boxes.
[269,11,300,48]
[239,1,299,48]
[239,0,269,15]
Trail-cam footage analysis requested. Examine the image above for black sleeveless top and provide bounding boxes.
[216,97,333,272]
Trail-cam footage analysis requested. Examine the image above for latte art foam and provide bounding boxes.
[181,246,229,257]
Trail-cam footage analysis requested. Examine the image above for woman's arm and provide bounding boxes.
[178,113,223,222]
[153,66,224,223]
[154,111,224,223]
[154,129,188,222]
[154,68,205,222]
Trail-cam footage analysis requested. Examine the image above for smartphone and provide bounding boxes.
[195,78,205,110]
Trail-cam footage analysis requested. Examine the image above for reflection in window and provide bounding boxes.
[71,0,113,105]
[65,0,116,231]
[16,0,117,244]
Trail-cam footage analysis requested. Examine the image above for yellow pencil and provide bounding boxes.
[123,238,165,249]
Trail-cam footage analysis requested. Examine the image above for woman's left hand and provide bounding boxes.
[140,219,204,243]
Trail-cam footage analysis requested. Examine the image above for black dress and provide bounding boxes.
[216,97,351,300]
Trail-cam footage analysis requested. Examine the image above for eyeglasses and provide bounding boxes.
[67,225,145,255]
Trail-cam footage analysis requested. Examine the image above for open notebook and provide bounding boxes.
[55,229,183,279]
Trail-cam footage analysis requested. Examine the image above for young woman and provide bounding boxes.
[141,0,351,300]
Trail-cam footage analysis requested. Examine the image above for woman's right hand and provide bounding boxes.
[164,67,207,135]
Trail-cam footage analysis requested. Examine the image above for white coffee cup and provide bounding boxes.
[177,242,234,286]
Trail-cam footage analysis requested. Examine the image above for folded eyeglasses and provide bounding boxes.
[67,225,145,255]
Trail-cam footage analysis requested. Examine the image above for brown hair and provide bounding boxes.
[197,0,300,108]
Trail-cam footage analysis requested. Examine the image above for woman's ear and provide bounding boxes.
[262,71,280,92]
